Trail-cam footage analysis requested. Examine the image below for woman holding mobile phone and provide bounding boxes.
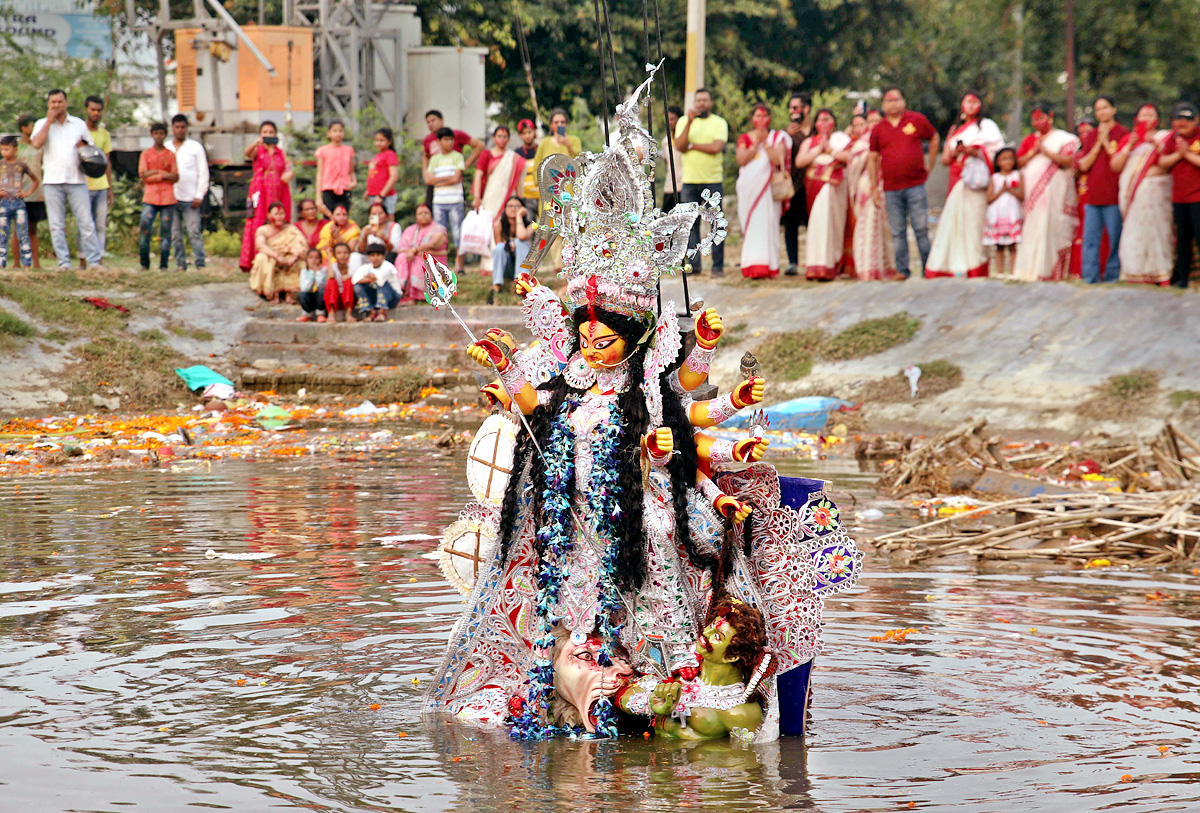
[239,121,294,272]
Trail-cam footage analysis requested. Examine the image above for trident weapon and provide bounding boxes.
[422,253,669,679]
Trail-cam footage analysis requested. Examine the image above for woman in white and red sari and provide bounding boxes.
[472,125,527,276]
[735,104,792,279]
[926,92,1005,278]
[1112,104,1175,285]
[848,109,897,280]
[795,109,852,280]
[1012,102,1080,281]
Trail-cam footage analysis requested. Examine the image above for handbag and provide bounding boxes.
[770,146,794,201]
[962,156,990,191]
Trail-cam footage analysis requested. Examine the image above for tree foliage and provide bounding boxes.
[97,0,1200,141]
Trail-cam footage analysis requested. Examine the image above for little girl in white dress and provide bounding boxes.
[983,147,1024,276]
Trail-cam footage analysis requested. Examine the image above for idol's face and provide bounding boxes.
[552,634,634,734]
[578,319,627,370]
[695,615,737,663]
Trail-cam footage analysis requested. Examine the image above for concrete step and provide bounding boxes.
[233,340,469,369]
[237,366,483,394]
[240,317,529,346]
[255,304,525,323]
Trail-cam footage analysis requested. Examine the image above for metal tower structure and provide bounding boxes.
[282,0,420,129]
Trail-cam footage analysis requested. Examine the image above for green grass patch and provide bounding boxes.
[860,359,963,403]
[822,312,921,361]
[168,325,215,342]
[755,328,826,381]
[1107,368,1160,399]
[71,336,191,410]
[1170,390,1200,408]
[0,274,129,338]
[750,312,923,382]
[1078,368,1162,420]
[0,309,33,338]
[362,366,428,403]
[0,309,33,352]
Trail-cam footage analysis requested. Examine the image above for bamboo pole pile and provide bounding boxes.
[874,418,1006,497]
[873,489,1200,565]
[873,420,1200,498]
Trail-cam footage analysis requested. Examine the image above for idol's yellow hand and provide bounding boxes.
[515,272,539,296]
[645,427,674,457]
[732,377,765,408]
[695,307,723,348]
[714,495,753,523]
[733,436,771,463]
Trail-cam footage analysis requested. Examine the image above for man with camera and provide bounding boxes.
[31,88,103,271]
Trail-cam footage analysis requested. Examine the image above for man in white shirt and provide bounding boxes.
[31,88,101,270]
[166,114,210,271]
[351,237,400,321]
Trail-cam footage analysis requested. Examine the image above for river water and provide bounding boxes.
[2,447,1198,812]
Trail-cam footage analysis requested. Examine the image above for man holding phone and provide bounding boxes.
[673,88,729,276]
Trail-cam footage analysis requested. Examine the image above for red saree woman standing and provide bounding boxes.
[239,122,294,272]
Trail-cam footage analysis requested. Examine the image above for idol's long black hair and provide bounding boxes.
[497,306,713,592]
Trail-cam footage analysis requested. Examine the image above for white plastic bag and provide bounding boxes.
[459,209,493,255]
[961,157,990,191]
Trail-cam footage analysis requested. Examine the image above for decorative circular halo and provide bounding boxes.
[466,412,520,507]
[439,517,498,596]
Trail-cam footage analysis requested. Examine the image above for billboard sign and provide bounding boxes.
[0,11,113,60]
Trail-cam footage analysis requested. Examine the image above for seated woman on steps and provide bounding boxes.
[248,201,308,302]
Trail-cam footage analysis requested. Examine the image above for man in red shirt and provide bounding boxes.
[1159,102,1200,288]
[868,86,940,278]
[422,109,483,209]
[1076,96,1128,283]
[137,122,178,271]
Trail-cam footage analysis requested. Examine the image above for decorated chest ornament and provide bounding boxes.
[521,61,727,324]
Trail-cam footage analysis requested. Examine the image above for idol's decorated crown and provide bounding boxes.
[521,63,727,322]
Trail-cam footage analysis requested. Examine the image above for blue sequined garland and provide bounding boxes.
[509,396,626,741]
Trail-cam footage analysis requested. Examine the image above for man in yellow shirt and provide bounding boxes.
[84,95,113,265]
[673,88,728,276]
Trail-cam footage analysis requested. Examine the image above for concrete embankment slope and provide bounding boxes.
[693,276,1200,436]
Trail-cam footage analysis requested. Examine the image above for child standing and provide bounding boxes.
[138,122,179,271]
[984,147,1023,276]
[314,120,357,218]
[366,127,400,215]
[425,127,466,273]
[0,134,40,268]
[324,241,357,322]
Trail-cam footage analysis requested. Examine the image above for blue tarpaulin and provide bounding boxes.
[724,396,852,432]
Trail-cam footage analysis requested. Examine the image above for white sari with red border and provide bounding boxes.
[1012,128,1080,281]
[926,117,1005,277]
[1118,132,1175,284]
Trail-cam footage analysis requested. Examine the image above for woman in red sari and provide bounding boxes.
[294,198,328,250]
[239,121,294,271]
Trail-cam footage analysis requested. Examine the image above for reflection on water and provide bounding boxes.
[1,452,1199,812]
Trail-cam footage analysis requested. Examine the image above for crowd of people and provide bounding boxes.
[730,87,1200,288]
[3,89,211,273]
[9,85,1199,301]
